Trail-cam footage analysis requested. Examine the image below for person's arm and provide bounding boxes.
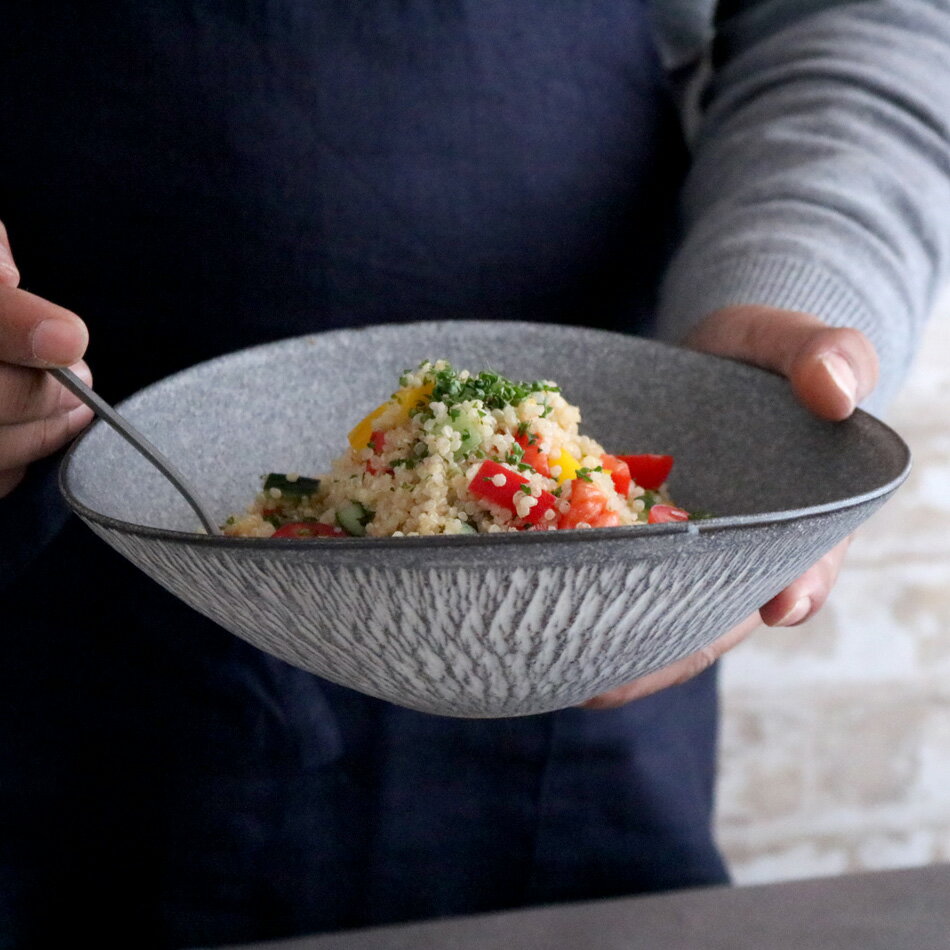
[655,0,950,411]
[586,0,950,706]
[0,221,93,580]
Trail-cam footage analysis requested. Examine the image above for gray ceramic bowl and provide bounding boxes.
[60,321,910,717]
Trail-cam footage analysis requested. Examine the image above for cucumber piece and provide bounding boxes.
[336,501,373,537]
[449,410,482,459]
[263,473,321,498]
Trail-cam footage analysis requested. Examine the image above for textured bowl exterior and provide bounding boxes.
[61,321,911,717]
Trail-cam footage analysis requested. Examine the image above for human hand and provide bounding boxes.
[0,220,93,499]
[582,305,879,708]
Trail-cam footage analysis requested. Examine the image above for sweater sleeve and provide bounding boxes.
[654,0,950,411]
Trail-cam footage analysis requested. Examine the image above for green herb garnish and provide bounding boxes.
[575,466,602,483]
[427,363,559,411]
[506,443,525,465]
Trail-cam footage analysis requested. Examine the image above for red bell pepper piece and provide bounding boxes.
[469,460,556,526]
[524,489,558,526]
[615,454,674,491]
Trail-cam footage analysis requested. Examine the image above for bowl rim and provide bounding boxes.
[56,468,911,551]
[59,324,912,552]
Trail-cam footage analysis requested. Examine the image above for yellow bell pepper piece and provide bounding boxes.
[347,382,435,450]
[394,381,434,412]
[553,449,580,483]
[347,403,390,450]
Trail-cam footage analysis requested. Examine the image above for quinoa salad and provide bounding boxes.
[224,361,691,539]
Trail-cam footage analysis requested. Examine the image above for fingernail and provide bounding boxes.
[775,596,811,627]
[30,318,87,365]
[820,353,857,413]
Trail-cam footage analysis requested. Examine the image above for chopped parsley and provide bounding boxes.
[575,465,603,483]
[425,363,559,411]
[506,444,525,465]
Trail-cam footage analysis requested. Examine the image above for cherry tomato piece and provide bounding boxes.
[616,454,674,491]
[600,454,631,496]
[514,432,551,477]
[272,521,347,538]
[559,479,614,529]
[647,504,689,524]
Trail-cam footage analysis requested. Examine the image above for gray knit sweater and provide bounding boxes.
[652,0,950,411]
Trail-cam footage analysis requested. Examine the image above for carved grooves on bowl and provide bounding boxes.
[85,507,870,717]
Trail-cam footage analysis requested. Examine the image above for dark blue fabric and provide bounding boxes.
[0,4,723,948]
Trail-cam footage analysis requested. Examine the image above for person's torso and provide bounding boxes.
[0,1,686,399]
[0,8,725,947]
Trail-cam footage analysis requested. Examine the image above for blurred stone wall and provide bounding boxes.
[716,291,950,884]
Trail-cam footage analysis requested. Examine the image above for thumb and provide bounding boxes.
[683,305,879,421]
[0,220,21,288]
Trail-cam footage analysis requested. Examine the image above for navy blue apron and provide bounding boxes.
[0,4,725,947]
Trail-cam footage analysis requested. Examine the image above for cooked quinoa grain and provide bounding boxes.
[225,361,687,538]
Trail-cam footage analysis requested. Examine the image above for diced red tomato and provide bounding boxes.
[272,521,347,538]
[468,459,556,526]
[615,454,674,491]
[365,429,395,475]
[647,504,689,525]
[559,479,619,529]
[514,432,551,477]
[590,510,621,527]
[600,454,631,497]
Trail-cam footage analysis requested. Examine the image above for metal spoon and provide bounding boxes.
[50,366,221,536]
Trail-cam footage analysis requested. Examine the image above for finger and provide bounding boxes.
[0,220,20,288]
[580,612,762,709]
[0,404,95,469]
[0,466,27,499]
[0,360,92,424]
[684,305,879,420]
[759,537,852,627]
[0,285,89,367]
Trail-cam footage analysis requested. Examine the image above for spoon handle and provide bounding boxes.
[50,367,221,536]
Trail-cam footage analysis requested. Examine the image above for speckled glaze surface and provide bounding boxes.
[60,321,911,717]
